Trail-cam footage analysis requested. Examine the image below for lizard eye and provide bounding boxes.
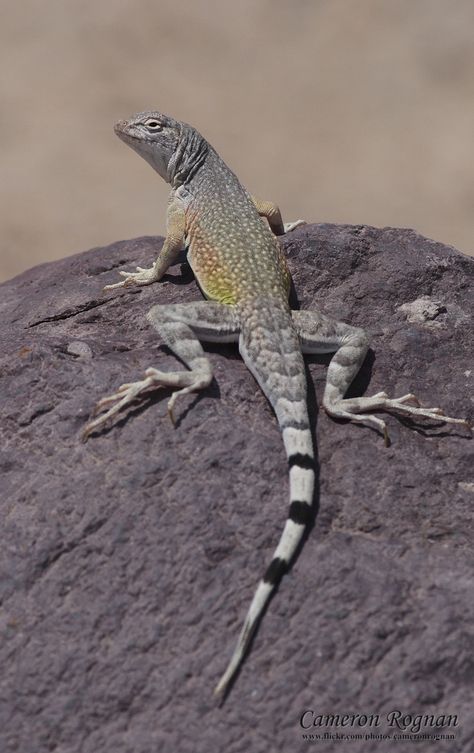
[145,120,162,131]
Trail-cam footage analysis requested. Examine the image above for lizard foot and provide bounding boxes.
[382,393,471,428]
[81,366,212,440]
[81,374,157,440]
[283,220,306,233]
[103,266,160,291]
[325,391,470,447]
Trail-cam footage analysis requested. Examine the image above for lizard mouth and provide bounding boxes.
[114,122,139,140]
[115,127,140,144]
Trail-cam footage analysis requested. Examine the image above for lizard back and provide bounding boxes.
[183,149,292,306]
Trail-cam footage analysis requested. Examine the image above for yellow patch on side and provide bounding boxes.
[187,250,239,305]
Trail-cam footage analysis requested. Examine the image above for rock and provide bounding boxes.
[0,225,472,753]
[398,295,447,325]
[66,340,93,359]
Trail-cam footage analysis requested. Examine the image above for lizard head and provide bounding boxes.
[114,111,209,187]
[114,111,183,182]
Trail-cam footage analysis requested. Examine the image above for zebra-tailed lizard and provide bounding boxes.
[82,111,470,699]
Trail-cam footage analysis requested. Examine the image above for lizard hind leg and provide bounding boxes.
[292,309,470,445]
[81,301,240,440]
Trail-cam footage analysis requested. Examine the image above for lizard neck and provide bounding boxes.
[168,124,210,189]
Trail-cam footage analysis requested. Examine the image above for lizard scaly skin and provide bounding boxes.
[82,111,470,700]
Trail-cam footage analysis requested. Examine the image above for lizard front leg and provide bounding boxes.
[251,195,305,235]
[104,196,186,290]
[292,309,470,445]
[82,302,240,440]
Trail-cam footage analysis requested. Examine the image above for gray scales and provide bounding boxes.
[82,111,470,699]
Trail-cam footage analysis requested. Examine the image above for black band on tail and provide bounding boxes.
[263,557,287,585]
[288,500,312,526]
[288,453,315,470]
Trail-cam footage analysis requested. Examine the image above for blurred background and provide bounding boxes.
[1,0,473,282]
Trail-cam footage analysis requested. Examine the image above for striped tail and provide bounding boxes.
[214,303,315,698]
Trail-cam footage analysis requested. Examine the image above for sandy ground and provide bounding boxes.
[1,0,473,283]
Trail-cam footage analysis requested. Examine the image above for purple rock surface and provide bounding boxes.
[0,224,472,753]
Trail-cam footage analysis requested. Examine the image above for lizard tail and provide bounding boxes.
[214,306,314,698]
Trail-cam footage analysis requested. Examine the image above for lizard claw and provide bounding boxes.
[167,404,176,426]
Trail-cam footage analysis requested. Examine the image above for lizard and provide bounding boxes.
[81,110,470,699]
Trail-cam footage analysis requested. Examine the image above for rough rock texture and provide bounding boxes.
[0,224,473,753]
